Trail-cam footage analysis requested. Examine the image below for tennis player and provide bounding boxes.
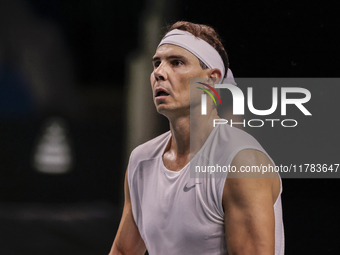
[109,21,284,255]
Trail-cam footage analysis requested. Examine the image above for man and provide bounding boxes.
[109,21,284,255]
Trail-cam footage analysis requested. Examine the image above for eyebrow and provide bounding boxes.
[152,55,188,63]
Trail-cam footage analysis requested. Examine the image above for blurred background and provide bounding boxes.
[0,0,339,254]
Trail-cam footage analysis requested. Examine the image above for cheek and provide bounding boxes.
[178,76,191,91]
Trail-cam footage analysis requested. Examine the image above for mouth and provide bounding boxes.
[155,88,170,99]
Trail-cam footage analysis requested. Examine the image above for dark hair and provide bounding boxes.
[166,21,229,77]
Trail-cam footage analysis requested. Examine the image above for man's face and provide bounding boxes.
[151,44,209,117]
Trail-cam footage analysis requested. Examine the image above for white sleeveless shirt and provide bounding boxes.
[128,124,284,255]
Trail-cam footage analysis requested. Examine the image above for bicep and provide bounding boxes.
[109,167,146,255]
[222,149,278,255]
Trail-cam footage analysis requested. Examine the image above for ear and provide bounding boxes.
[209,68,222,83]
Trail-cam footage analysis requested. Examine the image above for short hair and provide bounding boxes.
[165,21,229,78]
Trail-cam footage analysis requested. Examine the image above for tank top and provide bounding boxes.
[128,124,284,255]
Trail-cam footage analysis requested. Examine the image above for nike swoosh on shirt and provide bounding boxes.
[183,182,202,192]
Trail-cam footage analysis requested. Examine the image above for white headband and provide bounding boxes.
[158,29,235,84]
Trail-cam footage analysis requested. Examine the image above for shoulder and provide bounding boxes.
[131,131,171,160]
[220,124,262,149]
[229,149,277,178]
[202,124,268,167]
[128,131,171,171]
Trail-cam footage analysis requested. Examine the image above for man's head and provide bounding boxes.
[166,21,229,76]
[150,21,229,118]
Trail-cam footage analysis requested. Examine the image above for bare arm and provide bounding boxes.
[109,167,146,255]
[222,149,280,255]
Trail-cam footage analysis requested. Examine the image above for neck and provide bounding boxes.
[167,105,220,158]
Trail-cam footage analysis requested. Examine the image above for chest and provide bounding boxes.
[136,165,219,240]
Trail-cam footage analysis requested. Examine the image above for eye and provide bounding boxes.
[153,61,160,68]
[172,60,183,66]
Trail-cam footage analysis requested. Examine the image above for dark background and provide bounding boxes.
[0,0,339,254]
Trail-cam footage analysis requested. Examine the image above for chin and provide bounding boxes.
[157,105,190,119]
[156,104,171,114]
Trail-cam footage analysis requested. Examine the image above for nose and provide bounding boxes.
[153,62,167,81]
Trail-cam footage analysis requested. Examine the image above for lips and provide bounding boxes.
[155,87,170,98]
